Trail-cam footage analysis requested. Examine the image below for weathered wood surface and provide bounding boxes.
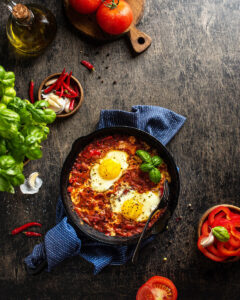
[0,0,240,299]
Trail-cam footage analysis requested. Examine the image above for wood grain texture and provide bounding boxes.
[0,0,240,299]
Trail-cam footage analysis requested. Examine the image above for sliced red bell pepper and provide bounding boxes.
[229,235,240,248]
[217,240,240,257]
[207,244,228,258]
[201,220,210,236]
[198,235,227,262]
[208,206,232,226]
[214,211,226,221]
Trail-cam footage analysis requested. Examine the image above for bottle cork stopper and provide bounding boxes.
[12,4,30,21]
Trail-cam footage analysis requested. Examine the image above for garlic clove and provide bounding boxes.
[20,172,43,194]
[48,98,61,109]
[45,78,57,86]
[200,230,215,247]
[49,94,61,102]
[64,98,71,113]
[28,172,39,189]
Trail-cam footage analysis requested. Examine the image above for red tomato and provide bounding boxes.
[69,0,101,14]
[136,276,178,300]
[96,0,133,35]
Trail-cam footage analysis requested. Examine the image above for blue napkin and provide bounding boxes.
[25,105,186,275]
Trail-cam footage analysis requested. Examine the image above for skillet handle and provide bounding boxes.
[127,26,152,54]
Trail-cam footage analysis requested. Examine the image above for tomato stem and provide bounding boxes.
[103,0,119,9]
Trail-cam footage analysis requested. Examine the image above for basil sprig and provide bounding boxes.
[136,150,163,184]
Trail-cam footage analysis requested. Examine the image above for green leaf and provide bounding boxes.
[26,103,56,124]
[0,176,14,193]
[0,66,5,80]
[136,150,152,162]
[1,71,15,86]
[140,162,154,172]
[34,100,49,109]
[212,226,230,242]
[26,144,42,160]
[0,155,16,169]
[151,156,163,167]
[149,168,161,184]
[0,138,7,155]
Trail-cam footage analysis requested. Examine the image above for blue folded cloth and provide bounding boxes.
[25,105,186,275]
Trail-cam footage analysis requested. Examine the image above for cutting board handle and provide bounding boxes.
[127,26,152,53]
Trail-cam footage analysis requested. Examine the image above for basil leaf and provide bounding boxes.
[149,168,161,184]
[140,162,154,172]
[0,138,7,155]
[212,226,230,242]
[136,150,152,162]
[151,156,163,167]
[0,175,14,193]
[34,100,49,109]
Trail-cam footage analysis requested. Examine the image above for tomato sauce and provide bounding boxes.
[68,134,170,237]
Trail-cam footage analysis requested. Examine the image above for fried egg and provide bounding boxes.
[110,189,161,222]
[90,150,128,192]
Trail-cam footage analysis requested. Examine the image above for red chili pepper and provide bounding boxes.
[44,68,65,94]
[62,81,78,96]
[81,60,95,71]
[60,85,64,98]
[69,99,75,111]
[55,72,68,91]
[44,82,57,94]
[55,91,76,98]
[11,222,42,235]
[29,80,34,103]
[74,85,79,97]
[66,71,72,86]
[23,231,42,237]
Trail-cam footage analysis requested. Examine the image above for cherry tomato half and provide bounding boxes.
[96,0,133,35]
[136,276,178,300]
[69,0,101,14]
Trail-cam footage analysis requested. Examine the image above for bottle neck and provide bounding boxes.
[4,0,34,25]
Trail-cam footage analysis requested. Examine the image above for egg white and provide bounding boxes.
[90,150,128,192]
[110,188,161,222]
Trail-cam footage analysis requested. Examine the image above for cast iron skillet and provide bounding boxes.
[60,126,180,245]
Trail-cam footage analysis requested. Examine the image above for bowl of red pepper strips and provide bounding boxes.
[198,204,240,262]
[38,69,84,118]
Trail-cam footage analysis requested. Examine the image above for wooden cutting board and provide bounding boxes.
[63,0,152,53]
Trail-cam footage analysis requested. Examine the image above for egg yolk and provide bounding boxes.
[98,158,122,180]
[121,199,143,221]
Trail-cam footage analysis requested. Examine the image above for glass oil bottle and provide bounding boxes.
[4,0,57,55]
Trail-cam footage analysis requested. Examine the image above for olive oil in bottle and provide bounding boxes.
[5,1,57,55]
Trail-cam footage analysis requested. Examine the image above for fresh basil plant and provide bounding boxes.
[0,65,56,193]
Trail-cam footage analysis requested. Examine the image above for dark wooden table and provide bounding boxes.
[0,0,240,299]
